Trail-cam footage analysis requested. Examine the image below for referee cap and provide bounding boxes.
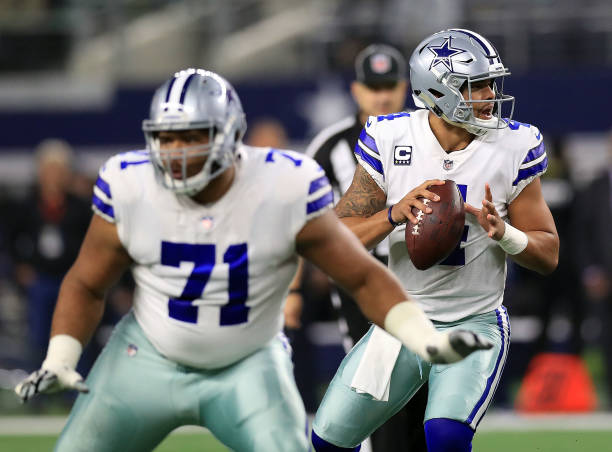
[355,44,407,86]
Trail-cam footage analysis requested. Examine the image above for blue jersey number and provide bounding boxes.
[160,242,249,325]
[439,184,469,266]
[439,226,469,266]
[504,119,530,131]
[377,112,410,122]
[265,149,302,167]
[505,119,541,139]
[119,150,150,170]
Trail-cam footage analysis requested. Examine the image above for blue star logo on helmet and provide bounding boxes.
[427,37,465,72]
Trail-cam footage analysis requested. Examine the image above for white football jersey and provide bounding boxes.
[355,109,547,321]
[92,145,333,368]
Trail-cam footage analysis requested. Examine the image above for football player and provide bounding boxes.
[311,29,559,452]
[15,68,490,452]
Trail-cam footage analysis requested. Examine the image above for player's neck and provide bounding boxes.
[190,165,236,205]
[428,112,475,153]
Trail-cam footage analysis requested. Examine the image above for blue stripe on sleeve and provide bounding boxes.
[306,191,333,215]
[354,143,384,175]
[95,176,112,199]
[521,141,545,165]
[92,193,115,219]
[308,175,330,195]
[512,156,548,186]
[358,129,380,155]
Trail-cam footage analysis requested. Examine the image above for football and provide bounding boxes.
[405,180,465,270]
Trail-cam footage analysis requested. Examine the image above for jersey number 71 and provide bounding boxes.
[160,241,249,326]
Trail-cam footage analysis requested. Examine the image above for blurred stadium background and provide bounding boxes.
[1,0,612,450]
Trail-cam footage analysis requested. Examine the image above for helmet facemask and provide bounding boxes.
[446,73,515,136]
[144,116,240,196]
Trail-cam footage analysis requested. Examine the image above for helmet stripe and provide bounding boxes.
[163,77,177,111]
[164,73,192,112]
[179,73,197,106]
[449,28,500,64]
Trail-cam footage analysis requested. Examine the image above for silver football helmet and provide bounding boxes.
[409,28,514,136]
[142,68,247,195]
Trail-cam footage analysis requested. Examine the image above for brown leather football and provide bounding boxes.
[405,180,465,270]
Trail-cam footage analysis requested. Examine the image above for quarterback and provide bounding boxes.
[312,29,559,452]
[15,69,490,452]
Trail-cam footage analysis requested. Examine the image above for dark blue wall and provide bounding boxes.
[1,70,610,149]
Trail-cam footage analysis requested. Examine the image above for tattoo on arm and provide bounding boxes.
[335,165,386,218]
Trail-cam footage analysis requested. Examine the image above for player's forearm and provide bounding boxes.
[347,261,407,326]
[338,208,394,250]
[50,269,106,347]
[508,230,559,275]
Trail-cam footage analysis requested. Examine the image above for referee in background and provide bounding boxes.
[306,44,428,452]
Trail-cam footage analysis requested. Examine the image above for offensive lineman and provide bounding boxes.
[14,69,491,452]
[311,29,559,452]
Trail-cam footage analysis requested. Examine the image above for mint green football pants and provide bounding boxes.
[55,312,308,452]
[313,307,510,448]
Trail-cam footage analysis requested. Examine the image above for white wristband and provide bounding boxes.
[42,334,83,370]
[497,223,528,255]
[383,301,440,360]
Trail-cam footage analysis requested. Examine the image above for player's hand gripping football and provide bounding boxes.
[465,183,505,240]
[425,330,493,364]
[389,179,445,225]
[15,361,89,402]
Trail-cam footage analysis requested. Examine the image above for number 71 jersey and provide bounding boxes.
[356,109,547,322]
[92,145,332,369]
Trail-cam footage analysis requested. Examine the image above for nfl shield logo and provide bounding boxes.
[127,344,138,357]
[443,159,454,170]
[200,216,214,230]
[371,54,391,74]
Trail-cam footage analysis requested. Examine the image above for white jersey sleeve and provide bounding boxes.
[354,112,412,193]
[91,150,151,249]
[276,148,334,233]
[354,116,385,191]
[507,121,547,203]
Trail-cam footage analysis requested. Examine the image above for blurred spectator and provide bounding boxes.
[573,131,612,404]
[245,117,289,149]
[532,138,582,355]
[6,139,92,372]
[508,138,581,351]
